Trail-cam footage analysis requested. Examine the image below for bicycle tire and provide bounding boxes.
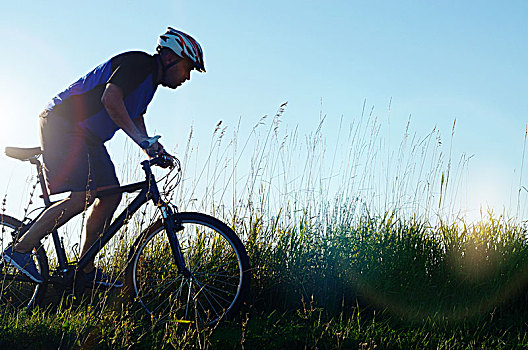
[125,212,251,326]
[0,215,49,311]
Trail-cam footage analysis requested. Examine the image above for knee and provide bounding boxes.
[67,191,97,213]
[97,193,122,212]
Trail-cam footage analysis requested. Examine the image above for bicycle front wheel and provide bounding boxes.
[126,212,250,326]
[0,215,48,311]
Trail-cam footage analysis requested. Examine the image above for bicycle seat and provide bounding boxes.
[5,147,42,161]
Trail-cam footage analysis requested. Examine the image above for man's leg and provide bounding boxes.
[4,111,96,281]
[15,191,96,253]
[23,111,97,253]
[80,192,122,273]
[80,140,122,273]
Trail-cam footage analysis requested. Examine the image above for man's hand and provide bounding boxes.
[145,140,164,158]
[139,136,164,157]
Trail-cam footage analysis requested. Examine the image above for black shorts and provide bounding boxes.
[39,110,120,194]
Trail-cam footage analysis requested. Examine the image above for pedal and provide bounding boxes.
[51,265,88,298]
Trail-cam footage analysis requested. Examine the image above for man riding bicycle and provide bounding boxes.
[2,27,205,286]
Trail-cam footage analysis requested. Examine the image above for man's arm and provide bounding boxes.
[101,83,162,155]
[134,113,148,137]
[101,83,146,145]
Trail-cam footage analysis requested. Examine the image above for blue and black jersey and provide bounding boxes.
[45,51,159,142]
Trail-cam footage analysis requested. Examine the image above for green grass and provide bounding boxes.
[5,212,528,349]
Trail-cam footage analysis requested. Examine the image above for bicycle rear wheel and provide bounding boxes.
[0,215,48,311]
[126,212,250,326]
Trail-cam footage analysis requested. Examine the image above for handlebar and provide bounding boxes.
[141,150,182,194]
[148,150,180,170]
[137,135,174,169]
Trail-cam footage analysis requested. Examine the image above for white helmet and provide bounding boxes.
[157,27,206,73]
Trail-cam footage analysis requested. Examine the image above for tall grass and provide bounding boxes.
[2,101,528,348]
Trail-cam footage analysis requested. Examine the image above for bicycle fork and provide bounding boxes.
[160,205,191,278]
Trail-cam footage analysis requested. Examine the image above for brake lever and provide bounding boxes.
[161,153,177,169]
[150,151,176,169]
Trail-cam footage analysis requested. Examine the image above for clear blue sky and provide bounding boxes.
[1,1,527,221]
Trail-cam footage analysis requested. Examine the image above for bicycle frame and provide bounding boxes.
[24,156,191,282]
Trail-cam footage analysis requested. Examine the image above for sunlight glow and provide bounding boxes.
[463,163,513,223]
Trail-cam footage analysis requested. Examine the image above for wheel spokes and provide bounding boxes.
[132,217,246,326]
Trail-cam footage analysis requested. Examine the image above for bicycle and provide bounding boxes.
[0,146,251,326]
